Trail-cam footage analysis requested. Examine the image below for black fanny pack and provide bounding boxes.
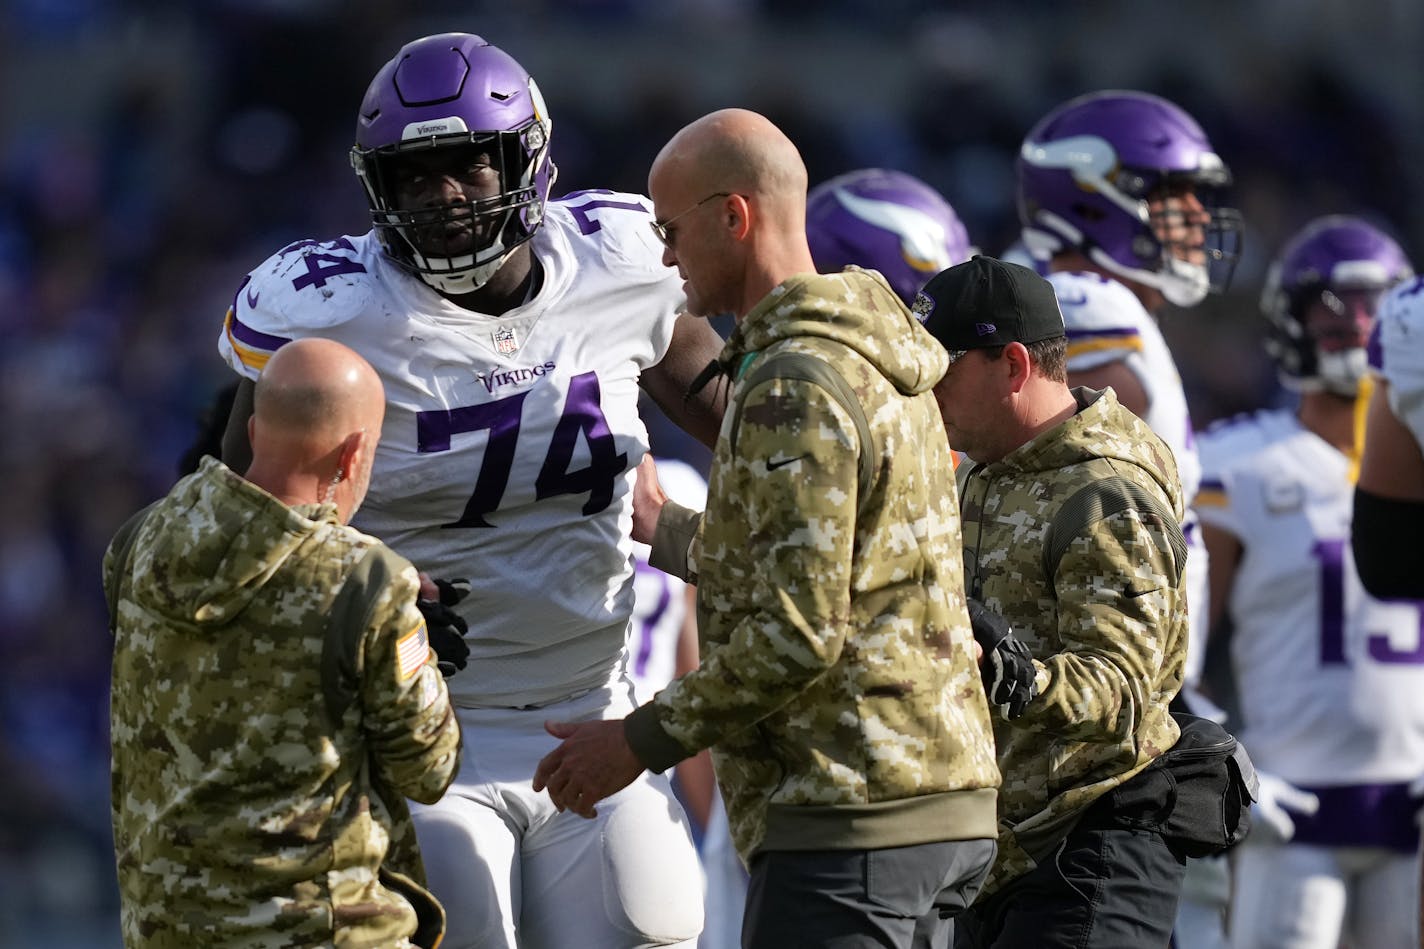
[1097,712,1260,857]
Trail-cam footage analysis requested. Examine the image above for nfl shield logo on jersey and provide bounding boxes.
[493,326,519,355]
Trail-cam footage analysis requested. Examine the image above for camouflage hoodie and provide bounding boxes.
[956,387,1187,894]
[627,267,1001,862]
[104,456,460,948]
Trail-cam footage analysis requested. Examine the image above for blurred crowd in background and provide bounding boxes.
[1,0,1421,944]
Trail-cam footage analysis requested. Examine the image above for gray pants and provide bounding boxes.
[953,819,1186,949]
[742,838,996,949]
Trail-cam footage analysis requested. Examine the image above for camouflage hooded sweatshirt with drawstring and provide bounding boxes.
[103,456,461,948]
[956,386,1188,895]
[628,266,1001,863]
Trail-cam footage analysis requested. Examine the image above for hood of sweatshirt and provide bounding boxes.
[132,455,343,628]
[984,387,1183,516]
[722,266,948,396]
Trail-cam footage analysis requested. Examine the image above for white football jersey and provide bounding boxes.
[1196,409,1424,784]
[219,191,685,707]
[626,458,708,705]
[1375,275,1424,445]
[1050,270,1210,686]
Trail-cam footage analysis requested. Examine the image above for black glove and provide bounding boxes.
[967,599,1038,719]
[417,578,471,678]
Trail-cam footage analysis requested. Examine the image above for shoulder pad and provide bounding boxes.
[549,190,673,280]
[223,235,383,375]
[1195,409,1293,478]
[1049,271,1152,332]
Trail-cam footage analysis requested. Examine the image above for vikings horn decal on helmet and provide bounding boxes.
[1261,215,1413,395]
[350,33,557,294]
[807,168,973,306]
[1016,90,1243,308]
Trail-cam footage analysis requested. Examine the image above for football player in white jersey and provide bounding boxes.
[1355,276,1424,600]
[1015,89,1244,949]
[1195,216,1422,949]
[1016,89,1241,702]
[216,34,726,949]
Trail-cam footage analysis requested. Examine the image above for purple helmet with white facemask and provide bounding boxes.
[1016,90,1242,308]
[350,33,556,294]
[1261,215,1412,395]
[807,168,973,306]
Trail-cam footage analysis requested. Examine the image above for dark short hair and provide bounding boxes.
[1027,336,1067,383]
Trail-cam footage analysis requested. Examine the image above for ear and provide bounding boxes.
[337,429,366,482]
[1003,342,1033,394]
[726,193,752,241]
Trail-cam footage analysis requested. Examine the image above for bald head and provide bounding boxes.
[254,338,384,440]
[246,338,385,522]
[652,108,808,211]
[648,109,816,320]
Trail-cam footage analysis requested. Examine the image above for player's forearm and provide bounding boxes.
[673,750,716,831]
[1353,487,1424,598]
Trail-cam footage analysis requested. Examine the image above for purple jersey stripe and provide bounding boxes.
[229,311,292,352]
[1198,477,1225,493]
[1065,326,1139,342]
[1291,782,1421,854]
[1367,320,1384,371]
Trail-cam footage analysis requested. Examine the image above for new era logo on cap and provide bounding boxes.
[975,322,997,336]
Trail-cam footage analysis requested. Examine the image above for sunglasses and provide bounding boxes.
[649,192,734,247]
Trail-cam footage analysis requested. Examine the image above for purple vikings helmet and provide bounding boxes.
[350,34,556,294]
[1016,90,1243,308]
[806,168,973,306]
[1261,215,1412,394]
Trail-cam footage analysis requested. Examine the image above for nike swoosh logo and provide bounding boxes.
[246,285,261,309]
[766,453,809,472]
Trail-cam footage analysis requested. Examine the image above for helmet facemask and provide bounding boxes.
[1016,92,1243,309]
[1021,134,1241,307]
[1261,216,1413,396]
[1140,174,1244,307]
[1267,283,1389,396]
[352,116,553,295]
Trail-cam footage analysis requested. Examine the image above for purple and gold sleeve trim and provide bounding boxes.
[224,308,291,372]
[1066,326,1143,359]
[1194,477,1228,509]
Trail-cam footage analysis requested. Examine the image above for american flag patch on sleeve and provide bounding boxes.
[396,622,431,680]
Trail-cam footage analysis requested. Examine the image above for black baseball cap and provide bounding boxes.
[914,255,1065,351]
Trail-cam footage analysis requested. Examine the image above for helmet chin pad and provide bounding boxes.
[411,244,513,295]
[1156,258,1212,308]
